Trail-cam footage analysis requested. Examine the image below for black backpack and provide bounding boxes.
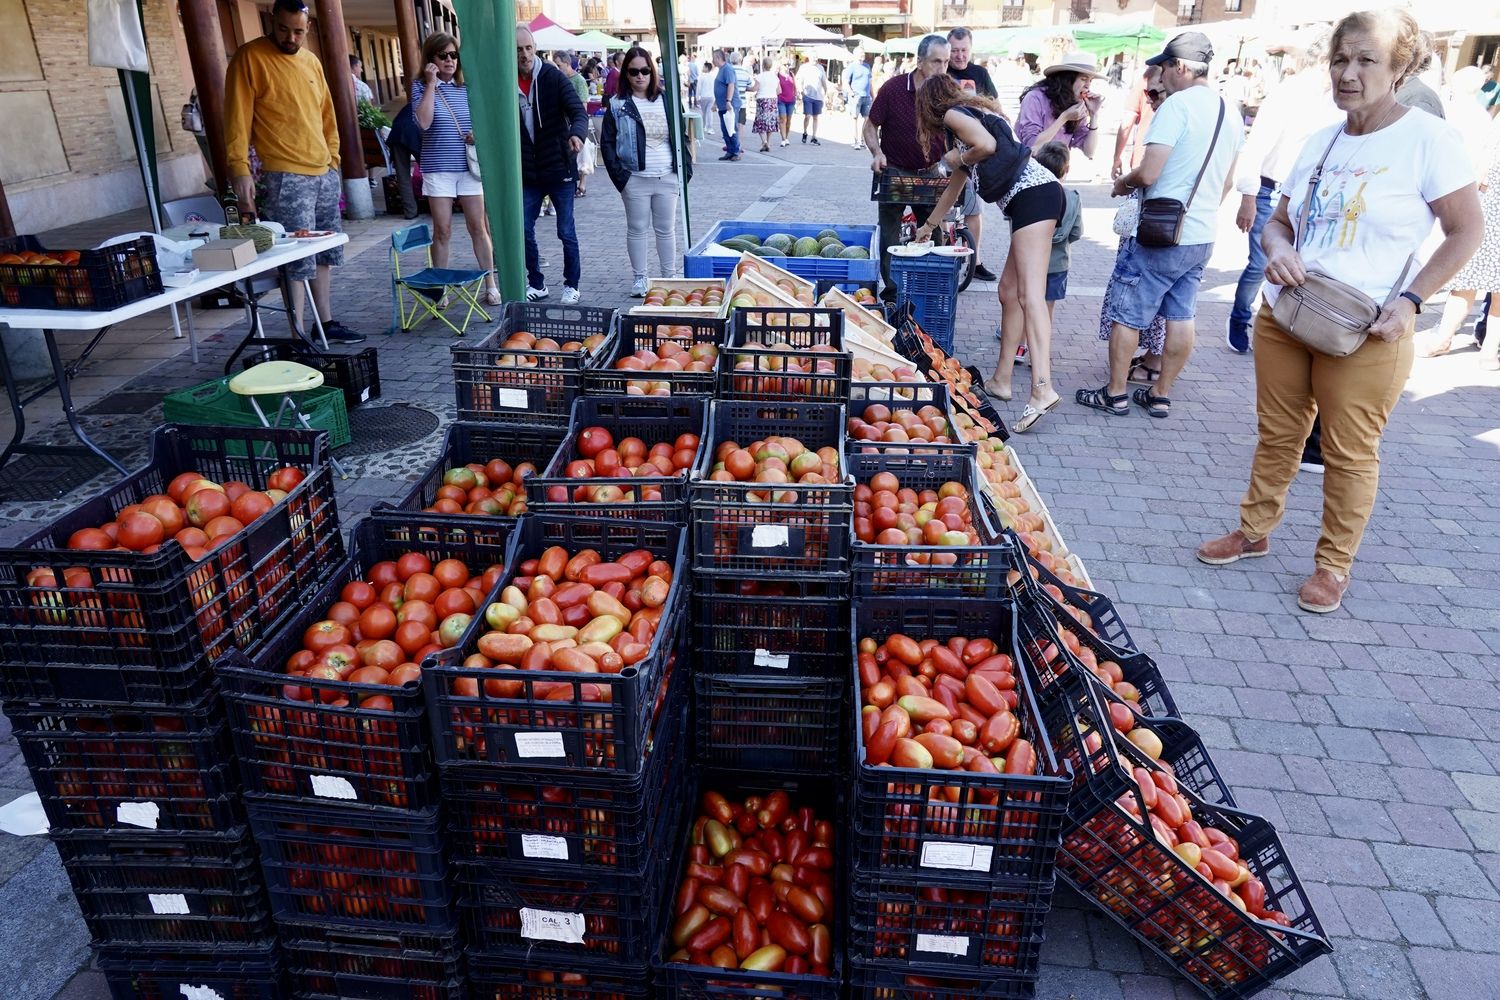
[954,106,1030,204]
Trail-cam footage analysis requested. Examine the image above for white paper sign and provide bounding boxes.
[521,834,570,860]
[149,893,190,915]
[116,801,160,830]
[496,387,529,409]
[514,731,567,758]
[920,841,994,873]
[310,774,358,800]
[360,387,372,403]
[520,907,586,944]
[750,524,790,548]
[180,986,226,1000]
[753,649,790,670]
[916,933,970,957]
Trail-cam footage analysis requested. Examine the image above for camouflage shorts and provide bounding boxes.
[260,169,344,279]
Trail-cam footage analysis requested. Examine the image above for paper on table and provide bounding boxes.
[0,792,48,836]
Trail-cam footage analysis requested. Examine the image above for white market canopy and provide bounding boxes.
[848,33,887,55]
[699,10,843,49]
[527,13,581,51]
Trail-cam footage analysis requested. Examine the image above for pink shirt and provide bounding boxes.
[1015,88,1089,150]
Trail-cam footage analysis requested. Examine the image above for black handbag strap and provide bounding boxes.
[1181,96,1226,213]
[1296,124,1417,309]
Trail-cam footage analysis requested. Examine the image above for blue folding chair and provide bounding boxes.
[388,224,492,336]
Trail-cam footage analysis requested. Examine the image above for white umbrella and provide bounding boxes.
[763,11,844,45]
[806,43,854,64]
[698,13,773,50]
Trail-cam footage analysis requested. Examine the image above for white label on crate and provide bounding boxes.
[916,933,970,958]
[753,649,790,670]
[116,801,159,830]
[149,893,190,915]
[179,986,226,1000]
[496,387,529,410]
[310,774,358,800]
[514,731,567,758]
[520,907,587,944]
[920,842,993,873]
[521,834,570,860]
[360,386,371,403]
[750,524,789,549]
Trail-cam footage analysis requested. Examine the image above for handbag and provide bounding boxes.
[1270,127,1416,357]
[1112,191,1141,237]
[1136,98,1226,248]
[437,86,480,180]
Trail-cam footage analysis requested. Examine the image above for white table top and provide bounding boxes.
[0,233,350,332]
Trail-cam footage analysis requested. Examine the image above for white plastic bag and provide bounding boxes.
[87,0,149,72]
[577,137,597,177]
[1112,192,1141,238]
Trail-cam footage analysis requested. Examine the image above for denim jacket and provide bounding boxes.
[600,95,693,194]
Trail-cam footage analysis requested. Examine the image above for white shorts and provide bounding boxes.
[422,170,483,199]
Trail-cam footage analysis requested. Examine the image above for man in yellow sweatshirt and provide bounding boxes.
[224,0,364,342]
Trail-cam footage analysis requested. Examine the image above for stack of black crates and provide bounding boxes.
[0,424,343,998]
[216,510,521,1000]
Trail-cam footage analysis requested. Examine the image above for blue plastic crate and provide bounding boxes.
[893,254,962,354]
[685,221,879,283]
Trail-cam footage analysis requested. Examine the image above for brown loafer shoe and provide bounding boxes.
[1298,568,1350,614]
[1195,530,1270,566]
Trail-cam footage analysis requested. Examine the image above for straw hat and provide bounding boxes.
[1042,51,1102,78]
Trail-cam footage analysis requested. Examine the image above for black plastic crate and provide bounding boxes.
[53,827,272,949]
[693,672,844,774]
[848,446,1016,599]
[690,400,853,576]
[528,395,708,521]
[0,234,161,310]
[440,678,684,875]
[217,513,520,812]
[691,574,850,677]
[0,424,341,706]
[394,420,567,515]
[1034,667,1236,825]
[240,339,381,409]
[850,599,1070,885]
[1056,723,1330,1000]
[720,308,851,402]
[847,385,965,455]
[426,515,687,775]
[246,793,453,933]
[1020,549,1137,653]
[849,872,1050,976]
[848,957,1038,999]
[654,770,843,999]
[8,694,241,835]
[455,792,674,965]
[468,952,651,999]
[849,379,951,411]
[1013,582,1176,720]
[871,168,949,206]
[586,314,727,397]
[97,944,283,1000]
[452,302,617,425]
[281,925,464,1000]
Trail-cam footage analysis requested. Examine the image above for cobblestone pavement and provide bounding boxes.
[3,113,1499,999]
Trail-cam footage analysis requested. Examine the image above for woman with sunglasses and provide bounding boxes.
[602,46,693,298]
[412,32,500,305]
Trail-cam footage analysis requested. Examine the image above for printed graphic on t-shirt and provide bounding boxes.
[1302,163,1390,251]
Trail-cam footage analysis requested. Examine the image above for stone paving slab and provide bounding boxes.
[0,112,1497,999]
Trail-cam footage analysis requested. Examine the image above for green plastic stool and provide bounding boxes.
[229,361,349,479]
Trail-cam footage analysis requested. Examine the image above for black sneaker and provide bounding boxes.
[322,321,366,344]
[974,263,997,281]
[801,134,807,144]
[811,138,820,145]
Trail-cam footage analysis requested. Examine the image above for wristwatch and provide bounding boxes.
[1398,290,1423,313]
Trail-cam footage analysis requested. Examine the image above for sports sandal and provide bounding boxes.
[1132,386,1171,418]
[1127,356,1161,385]
[1075,386,1129,415]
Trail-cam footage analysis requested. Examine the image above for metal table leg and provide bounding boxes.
[0,328,129,477]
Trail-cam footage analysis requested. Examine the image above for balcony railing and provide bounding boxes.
[942,2,969,20]
[581,0,609,23]
[1002,4,1025,23]
[516,0,543,21]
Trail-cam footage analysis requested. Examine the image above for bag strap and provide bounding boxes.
[436,84,467,137]
[1296,125,1418,310]
[1182,97,1226,212]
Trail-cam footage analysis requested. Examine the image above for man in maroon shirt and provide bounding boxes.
[865,34,950,300]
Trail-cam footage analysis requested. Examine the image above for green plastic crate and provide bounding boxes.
[162,375,351,450]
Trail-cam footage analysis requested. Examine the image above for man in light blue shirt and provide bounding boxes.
[1077,31,1240,420]
[843,54,874,150]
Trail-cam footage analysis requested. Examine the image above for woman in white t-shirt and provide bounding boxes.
[1197,9,1482,615]
[601,46,693,297]
[752,59,781,152]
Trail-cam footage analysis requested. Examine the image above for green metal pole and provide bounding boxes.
[450,0,527,301]
[651,0,691,248]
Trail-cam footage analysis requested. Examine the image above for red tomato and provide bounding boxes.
[304,620,351,653]
[231,490,274,525]
[185,489,231,528]
[397,599,436,629]
[394,621,430,655]
[358,604,398,640]
[167,471,205,504]
[485,459,514,485]
[203,515,244,541]
[432,558,469,590]
[116,511,165,551]
[174,526,209,549]
[326,601,361,627]
[141,497,185,536]
[578,426,614,459]
[396,552,432,581]
[368,561,400,588]
[67,528,113,550]
[404,572,441,604]
[378,582,405,610]
[222,480,251,503]
[387,663,422,686]
[341,580,377,611]
[433,588,476,619]
[267,466,305,493]
[360,639,403,670]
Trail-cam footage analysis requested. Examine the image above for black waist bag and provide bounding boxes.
[1136,98,1226,248]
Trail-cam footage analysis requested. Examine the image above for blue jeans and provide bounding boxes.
[523,181,580,291]
[1231,181,1276,336]
[718,106,741,155]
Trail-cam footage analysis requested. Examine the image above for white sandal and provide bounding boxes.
[1013,383,1059,434]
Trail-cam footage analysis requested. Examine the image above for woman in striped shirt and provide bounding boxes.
[413,32,499,305]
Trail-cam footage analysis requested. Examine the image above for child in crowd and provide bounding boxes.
[1034,142,1082,322]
